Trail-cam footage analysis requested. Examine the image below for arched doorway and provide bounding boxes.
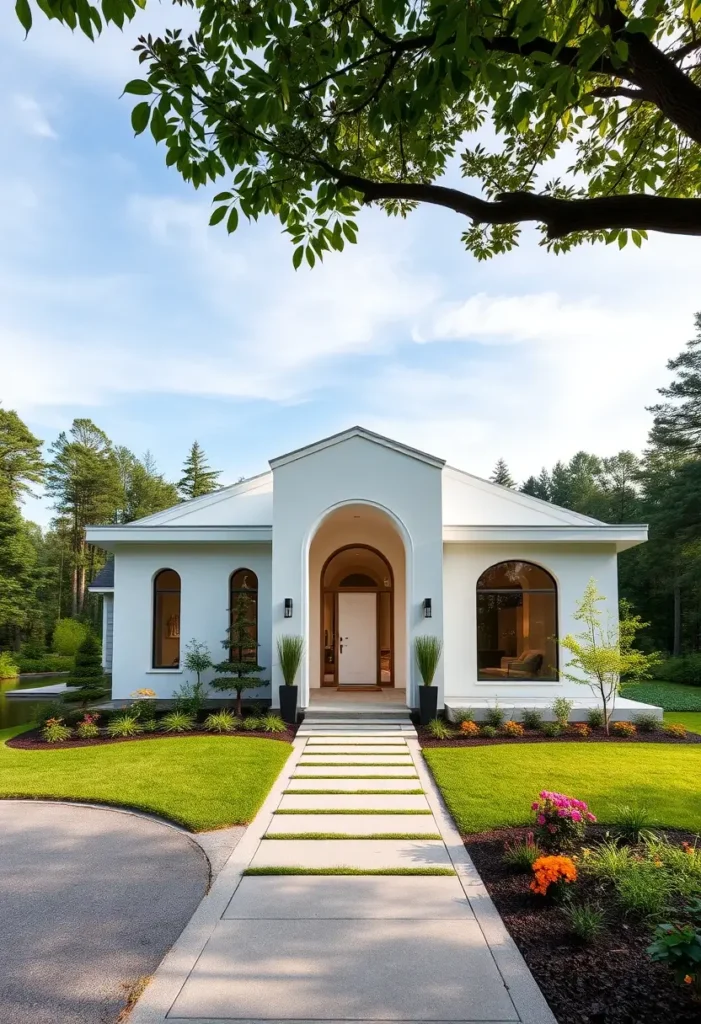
[321,544,394,688]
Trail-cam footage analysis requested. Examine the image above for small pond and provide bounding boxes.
[0,675,67,731]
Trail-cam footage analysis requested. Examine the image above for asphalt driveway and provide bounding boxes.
[0,801,209,1024]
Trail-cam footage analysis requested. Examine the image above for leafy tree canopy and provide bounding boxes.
[17,0,701,260]
[0,407,44,500]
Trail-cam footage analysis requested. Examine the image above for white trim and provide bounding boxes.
[86,525,272,546]
[270,425,445,470]
[145,668,184,675]
[442,524,647,550]
[88,586,114,594]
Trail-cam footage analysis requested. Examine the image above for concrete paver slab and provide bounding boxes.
[223,874,473,919]
[293,765,418,777]
[168,917,517,1021]
[266,814,439,835]
[306,736,409,745]
[299,754,414,764]
[278,794,431,812]
[286,778,422,792]
[249,838,451,870]
[300,749,409,757]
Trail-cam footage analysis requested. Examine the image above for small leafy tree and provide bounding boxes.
[52,618,87,657]
[211,592,268,715]
[63,632,108,707]
[561,580,660,734]
[183,638,213,687]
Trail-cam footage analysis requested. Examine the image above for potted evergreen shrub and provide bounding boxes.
[210,591,268,716]
[415,635,442,725]
[277,635,304,724]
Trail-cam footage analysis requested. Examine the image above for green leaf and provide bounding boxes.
[292,245,304,269]
[305,246,315,268]
[226,206,239,233]
[213,191,233,202]
[209,205,228,226]
[131,101,150,135]
[124,79,153,96]
[15,0,32,34]
[625,16,658,36]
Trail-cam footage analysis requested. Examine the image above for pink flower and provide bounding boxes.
[571,810,582,822]
[537,814,546,825]
[531,802,540,811]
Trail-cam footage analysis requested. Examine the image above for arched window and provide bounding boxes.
[230,569,258,662]
[476,561,558,681]
[153,569,181,668]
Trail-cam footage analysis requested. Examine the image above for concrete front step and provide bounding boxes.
[249,838,451,870]
[267,813,439,836]
[298,731,415,739]
[293,765,418,777]
[223,874,472,918]
[303,717,413,725]
[299,754,414,765]
[286,778,422,792]
[278,793,431,812]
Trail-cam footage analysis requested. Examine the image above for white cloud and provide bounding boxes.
[12,94,57,139]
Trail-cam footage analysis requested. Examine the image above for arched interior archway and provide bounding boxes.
[307,504,407,695]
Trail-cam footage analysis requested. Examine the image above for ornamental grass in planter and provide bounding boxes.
[277,635,303,724]
[415,635,442,725]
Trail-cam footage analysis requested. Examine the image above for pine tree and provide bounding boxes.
[63,632,108,707]
[0,407,44,501]
[210,592,268,715]
[648,312,701,456]
[490,458,515,488]
[46,419,123,615]
[178,441,221,500]
[520,476,540,497]
[520,468,551,501]
[0,484,42,644]
[114,448,179,522]
[549,461,572,508]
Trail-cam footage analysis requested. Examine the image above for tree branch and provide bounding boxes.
[328,170,701,238]
[589,85,650,101]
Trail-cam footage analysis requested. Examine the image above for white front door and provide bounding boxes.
[338,592,377,685]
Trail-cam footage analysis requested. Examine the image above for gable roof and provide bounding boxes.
[129,471,274,528]
[442,465,606,527]
[269,426,446,470]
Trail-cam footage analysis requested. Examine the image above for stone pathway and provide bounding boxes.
[129,714,556,1024]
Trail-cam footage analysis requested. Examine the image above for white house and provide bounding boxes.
[86,426,655,719]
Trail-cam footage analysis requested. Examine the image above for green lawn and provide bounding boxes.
[424,743,701,834]
[664,711,701,734]
[622,680,701,710]
[0,727,290,831]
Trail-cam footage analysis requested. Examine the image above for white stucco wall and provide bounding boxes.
[442,542,619,700]
[271,435,444,708]
[110,543,272,701]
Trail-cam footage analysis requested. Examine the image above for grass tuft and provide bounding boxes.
[243,867,455,876]
[264,832,442,840]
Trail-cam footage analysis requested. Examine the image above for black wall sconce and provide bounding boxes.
[284,598,293,619]
[423,598,432,619]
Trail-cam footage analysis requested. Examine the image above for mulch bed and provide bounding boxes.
[466,825,701,1024]
[419,728,701,747]
[8,724,298,750]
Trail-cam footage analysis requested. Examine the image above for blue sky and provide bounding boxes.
[2,5,699,527]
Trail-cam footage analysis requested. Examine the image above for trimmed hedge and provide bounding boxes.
[16,654,74,674]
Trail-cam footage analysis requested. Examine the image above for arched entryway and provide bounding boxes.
[306,502,408,701]
[321,544,394,688]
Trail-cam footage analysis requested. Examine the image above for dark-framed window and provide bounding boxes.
[230,569,258,662]
[476,561,558,681]
[153,569,181,668]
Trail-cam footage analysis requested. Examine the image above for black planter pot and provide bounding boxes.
[279,685,298,725]
[418,685,438,726]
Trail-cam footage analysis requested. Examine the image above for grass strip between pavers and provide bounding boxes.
[298,761,414,766]
[273,808,433,815]
[264,832,442,840]
[285,788,424,795]
[243,867,455,876]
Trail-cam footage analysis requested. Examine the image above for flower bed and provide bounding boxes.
[466,825,701,1024]
[418,723,701,747]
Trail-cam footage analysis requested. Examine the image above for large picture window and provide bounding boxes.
[476,561,558,681]
[153,569,181,668]
[230,569,258,662]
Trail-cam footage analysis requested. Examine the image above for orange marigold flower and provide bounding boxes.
[529,855,578,896]
[684,975,694,985]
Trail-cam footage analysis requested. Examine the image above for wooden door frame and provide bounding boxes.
[320,543,394,688]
